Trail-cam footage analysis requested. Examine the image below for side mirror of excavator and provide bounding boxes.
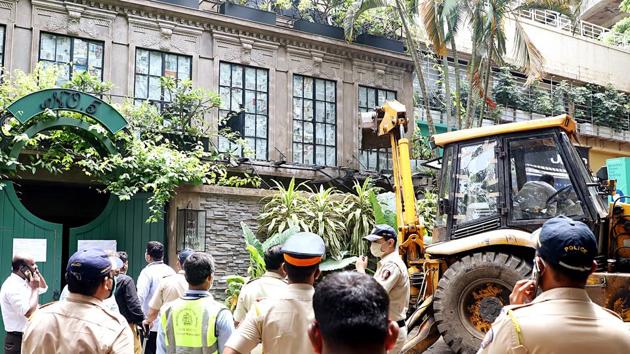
[596,166,608,181]
[438,198,450,215]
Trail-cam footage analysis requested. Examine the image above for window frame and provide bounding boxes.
[133,48,192,111]
[38,32,105,81]
[218,61,270,161]
[0,25,6,70]
[292,74,337,166]
[358,85,397,172]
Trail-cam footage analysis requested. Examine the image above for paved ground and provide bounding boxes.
[424,337,454,354]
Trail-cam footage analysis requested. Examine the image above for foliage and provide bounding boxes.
[411,130,433,160]
[0,65,260,222]
[344,178,379,256]
[602,2,630,47]
[369,191,397,231]
[416,191,438,238]
[224,275,246,311]
[257,179,309,238]
[294,0,349,26]
[493,67,523,109]
[303,185,348,260]
[590,84,629,129]
[319,256,359,271]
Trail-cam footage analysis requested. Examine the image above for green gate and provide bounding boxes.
[0,182,63,337]
[69,193,166,281]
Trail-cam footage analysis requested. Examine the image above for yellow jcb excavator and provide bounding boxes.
[361,100,630,353]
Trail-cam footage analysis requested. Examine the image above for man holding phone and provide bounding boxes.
[478,216,630,354]
[0,254,47,354]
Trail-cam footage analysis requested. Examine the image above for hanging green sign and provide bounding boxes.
[6,88,127,134]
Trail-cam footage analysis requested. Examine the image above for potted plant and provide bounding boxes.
[291,0,346,40]
[579,122,595,135]
[351,7,405,53]
[219,1,277,25]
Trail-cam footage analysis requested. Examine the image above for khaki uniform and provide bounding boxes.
[375,251,410,354]
[233,271,287,323]
[148,270,187,312]
[21,293,134,354]
[478,287,630,354]
[225,283,315,354]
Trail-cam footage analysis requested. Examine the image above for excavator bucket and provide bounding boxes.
[360,111,390,149]
[402,296,440,354]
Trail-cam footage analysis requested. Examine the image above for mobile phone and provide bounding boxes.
[19,265,32,280]
[531,259,541,293]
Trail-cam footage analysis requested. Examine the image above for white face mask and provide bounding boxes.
[370,242,386,258]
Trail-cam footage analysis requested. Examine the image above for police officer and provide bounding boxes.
[224,232,326,354]
[21,248,134,353]
[156,252,234,354]
[478,216,630,354]
[355,224,410,354]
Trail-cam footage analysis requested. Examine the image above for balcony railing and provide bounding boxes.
[517,7,630,50]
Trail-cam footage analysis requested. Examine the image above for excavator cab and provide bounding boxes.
[432,120,608,243]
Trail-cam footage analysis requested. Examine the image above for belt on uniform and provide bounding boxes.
[396,320,406,328]
[6,332,22,336]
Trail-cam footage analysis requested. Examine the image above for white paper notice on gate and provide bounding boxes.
[13,238,47,262]
[78,240,117,253]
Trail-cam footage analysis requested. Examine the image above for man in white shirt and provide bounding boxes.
[0,254,48,354]
[137,241,175,354]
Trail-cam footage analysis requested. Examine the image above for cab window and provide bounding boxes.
[508,135,584,220]
[454,139,499,224]
[435,146,453,228]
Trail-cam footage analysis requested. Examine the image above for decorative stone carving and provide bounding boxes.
[129,15,202,55]
[33,1,115,40]
[215,35,275,68]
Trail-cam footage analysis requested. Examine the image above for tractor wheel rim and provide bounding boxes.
[458,278,512,339]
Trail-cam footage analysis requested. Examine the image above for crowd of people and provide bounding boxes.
[1,217,629,354]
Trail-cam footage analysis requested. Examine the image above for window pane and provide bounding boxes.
[325,81,335,101]
[257,70,268,91]
[293,120,303,142]
[90,68,102,79]
[293,76,303,97]
[149,52,162,76]
[245,138,256,156]
[326,103,335,124]
[378,91,386,106]
[367,90,376,108]
[245,90,256,113]
[304,77,313,98]
[359,87,367,108]
[315,123,325,145]
[73,39,88,67]
[232,65,243,88]
[256,115,267,139]
[135,75,148,99]
[136,50,149,75]
[220,63,231,86]
[257,93,267,115]
[454,140,499,224]
[304,122,313,143]
[178,56,191,79]
[219,87,230,110]
[245,67,256,90]
[387,91,396,100]
[256,140,267,159]
[315,102,325,122]
[293,143,303,163]
[304,144,314,164]
[316,146,326,166]
[88,42,103,68]
[231,88,243,110]
[40,34,56,61]
[315,79,325,100]
[293,98,303,120]
[326,127,335,146]
[56,36,71,62]
[304,100,313,121]
[148,77,161,100]
[245,114,256,137]
[164,54,178,78]
[326,147,336,166]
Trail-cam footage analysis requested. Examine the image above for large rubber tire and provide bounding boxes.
[433,252,531,354]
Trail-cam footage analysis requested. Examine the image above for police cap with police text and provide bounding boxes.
[281,232,326,267]
[67,248,113,281]
[363,224,397,242]
[537,216,597,272]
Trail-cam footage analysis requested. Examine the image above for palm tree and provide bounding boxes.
[344,0,438,135]
[421,0,582,128]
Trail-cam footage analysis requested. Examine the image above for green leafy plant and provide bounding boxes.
[224,275,246,311]
[344,178,379,256]
[257,179,309,238]
[493,67,523,109]
[416,191,438,238]
[304,185,347,261]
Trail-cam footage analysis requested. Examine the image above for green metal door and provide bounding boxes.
[0,182,62,340]
[68,193,166,281]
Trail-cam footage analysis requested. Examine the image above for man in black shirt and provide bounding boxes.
[114,251,144,354]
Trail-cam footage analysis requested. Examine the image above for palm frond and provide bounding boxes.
[420,0,448,56]
[343,0,389,40]
[513,19,544,84]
